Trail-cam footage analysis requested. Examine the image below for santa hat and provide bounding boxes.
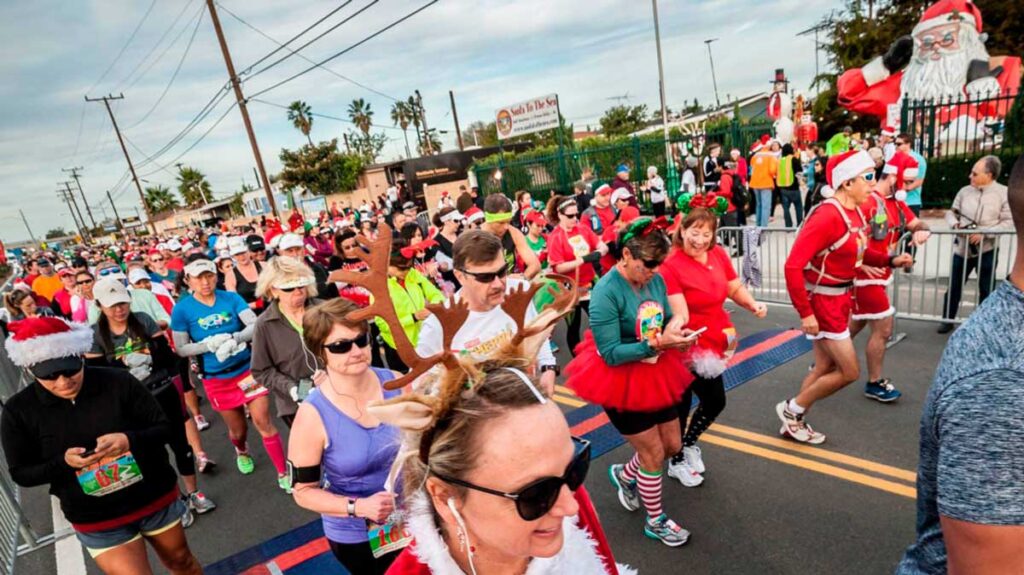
[593,182,613,197]
[821,150,875,199]
[913,0,982,37]
[883,152,920,193]
[880,126,896,137]
[5,317,94,367]
[464,206,485,223]
[750,134,771,153]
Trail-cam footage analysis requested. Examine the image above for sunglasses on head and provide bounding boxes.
[433,437,591,521]
[30,358,84,381]
[98,267,120,277]
[323,332,371,355]
[458,265,509,283]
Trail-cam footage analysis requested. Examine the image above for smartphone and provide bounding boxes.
[682,326,708,341]
[296,378,314,402]
[80,448,96,458]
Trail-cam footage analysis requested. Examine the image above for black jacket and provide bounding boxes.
[1,368,177,526]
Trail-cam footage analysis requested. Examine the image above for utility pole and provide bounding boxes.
[107,190,124,232]
[704,38,721,108]
[57,188,86,241]
[415,90,434,155]
[651,0,676,192]
[85,93,157,234]
[449,90,464,151]
[62,167,96,228]
[206,0,279,218]
[60,181,90,241]
[343,133,352,154]
[18,209,39,247]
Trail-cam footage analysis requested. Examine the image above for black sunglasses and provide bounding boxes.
[324,332,371,355]
[561,212,579,220]
[458,265,509,283]
[31,358,84,381]
[76,279,94,286]
[432,437,591,521]
[642,258,663,269]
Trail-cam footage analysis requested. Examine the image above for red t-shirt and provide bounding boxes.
[166,257,184,274]
[547,224,601,288]
[717,171,737,213]
[857,191,917,282]
[583,205,616,236]
[662,245,738,357]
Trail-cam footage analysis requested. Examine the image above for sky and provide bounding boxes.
[0,0,839,243]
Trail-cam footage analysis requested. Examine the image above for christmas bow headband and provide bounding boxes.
[676,191,728,217]
[618,216,672,246]
[394,239,439,259]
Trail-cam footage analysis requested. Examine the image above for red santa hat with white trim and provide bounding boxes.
[821,150,876,199]
[912,0,982,37]
[4,317,94,367]
[464,206,485,224]
[880,126,896,137]
[882,152,920,198]
[750,134,771,153]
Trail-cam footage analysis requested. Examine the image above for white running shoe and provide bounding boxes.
[667,458,704,487]
[775,401,826,444]
[194,415,210,431]
[682,445,705,474]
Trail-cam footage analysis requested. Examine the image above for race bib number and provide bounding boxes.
[76,452,143,497]
[367,520,412,558]
[236,374,268,399]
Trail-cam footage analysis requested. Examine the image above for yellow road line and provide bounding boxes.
[553,394,586,408]
[701,432,917,499]
[710,423,917,483]
[555,384,577,396]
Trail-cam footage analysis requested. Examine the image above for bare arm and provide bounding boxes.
[941,517,1024,575]
[727,279,759,313]
[511,227,541,279]
[666,293,690,331]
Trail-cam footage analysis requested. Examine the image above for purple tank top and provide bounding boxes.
[306,367,401,544]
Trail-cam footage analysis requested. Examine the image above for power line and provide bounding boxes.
[216,1,399,102]
[125,3,208,129]
[84,0,159,94]
[247,0,439,100]
[116,0,197,91]
[250,98,403,131]
[138,102,238,178]
[241,0,379,82]
[129,86,232,168]
[228,0,355,75]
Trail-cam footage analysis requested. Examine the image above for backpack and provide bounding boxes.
[731,174,749,209]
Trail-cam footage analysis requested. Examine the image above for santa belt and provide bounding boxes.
[805,282,852,296]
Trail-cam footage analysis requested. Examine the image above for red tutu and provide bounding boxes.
[565,331,693,412]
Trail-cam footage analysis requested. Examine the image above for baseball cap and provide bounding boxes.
[402,201,416,212]
[611,189,633,204]
[616,164,630,174]
[94,277,132,307]
[127,268,151,285]
[37,258,52,267]
[525,211,547,226]
[246,234,266,252]
[278,233,305,251]
[183,259,217,278]
[166,239,183,251]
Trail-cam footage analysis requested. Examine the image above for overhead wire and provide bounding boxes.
[130,85,232,168]
[247,0,439,100]
[230,0,355,76]
[84,0,159,95]
[115,0,197,91]
[138,102,238,178]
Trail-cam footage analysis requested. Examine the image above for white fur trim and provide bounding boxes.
[688,347,728,379]
[806,329,850,341]
[862,56,891,87]
[903,167,919,179]
[912,13,977,38]
[831,151,875,190]
[4,321,94,367]
[853,277,894,287]
[851,307,895,321]
[403,493,619,574]
[819,185,836,199]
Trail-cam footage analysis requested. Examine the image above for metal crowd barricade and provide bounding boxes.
[716,226,800,306]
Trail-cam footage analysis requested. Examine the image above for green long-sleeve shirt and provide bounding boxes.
[374,268,444,349]
[825,132,851,157]
[589,267,672,366]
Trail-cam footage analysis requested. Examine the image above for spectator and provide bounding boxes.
[896,133,927,217]
[680,156,699,196]
[938,155,1013,334]
[574,180,593,214]
[703,144,723,191]
[896,155,1024,575]
[729,148,750,224]
[646,166,667,217]
[880,126,897,161]
[749,142,779,227]
[777,144,804,227]
[825,126,853,157]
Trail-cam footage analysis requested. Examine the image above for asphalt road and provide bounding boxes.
[15,303,948,575]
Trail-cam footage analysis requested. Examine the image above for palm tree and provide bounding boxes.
[347,98,373,136]
[287,101,314,145]
[407,95,423,153]
[143,185,180,214]
[175,165,213,207]
[390,100,413,158]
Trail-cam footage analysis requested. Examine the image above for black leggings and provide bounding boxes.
[328,539,399,575]
[152,383,195,477]
[678,374,726,448]
[565,300,590,355]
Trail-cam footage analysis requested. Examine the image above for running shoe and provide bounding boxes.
[194,415,210,431]
[180,498,195,529]
[644,514,690,547]
[864,379,901,403]
[187,491,217,514]
[775,401,826,444]
[278,474,293,494]
[682,445,705,474]
[667,458,704,487]
[607,464,640,512]
[236,452,255,475]
[196,452,216,474]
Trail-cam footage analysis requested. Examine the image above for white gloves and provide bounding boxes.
[204,334,234,354]
[124,352,152,368]
[129,365,152,381]
[214,339,247,363]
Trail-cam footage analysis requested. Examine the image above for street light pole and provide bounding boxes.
[704,38,721,108]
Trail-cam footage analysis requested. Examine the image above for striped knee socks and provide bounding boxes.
[621,453,641,483]
[637,468,664,518]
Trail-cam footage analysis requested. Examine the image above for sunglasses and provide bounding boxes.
[324,332,371,355]
[150,257,164,262]
[458,265,509,283]
[30,358,84,381]
[561,212,579,220]
[861,172,876,182]
[98,267,120,277]
[76,279,94,286]
[276,285,307,293]
[433,437,591,521]
[642,258,663,269]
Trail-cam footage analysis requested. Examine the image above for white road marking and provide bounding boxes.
[52,496,86,575]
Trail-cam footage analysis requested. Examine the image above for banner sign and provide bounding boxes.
[495,94,560,140]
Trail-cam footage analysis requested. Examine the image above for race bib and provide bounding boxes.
[236,374,268,399]
[76,452,143,497]
[367,520,412,558]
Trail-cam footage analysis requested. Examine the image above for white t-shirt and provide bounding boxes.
[416,279,556,367]
[648,175,666,203]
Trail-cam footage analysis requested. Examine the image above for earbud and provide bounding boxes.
[447,497,478,575]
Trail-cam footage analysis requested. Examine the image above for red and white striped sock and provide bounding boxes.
[621,453,641,483]
[637,468,664,519]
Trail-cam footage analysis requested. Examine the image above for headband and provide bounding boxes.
[440,210,464,223]
[557,199,576,213]
[676,191,728,217]
[397,239,439,259]
[501,367,546,404]
[484,211,513,223]
[617,216,671,247]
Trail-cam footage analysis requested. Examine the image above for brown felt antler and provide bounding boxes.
[499,271,579,361]
[326,224,469,390]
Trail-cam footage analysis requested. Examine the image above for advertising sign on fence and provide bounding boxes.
[495,94,560,140]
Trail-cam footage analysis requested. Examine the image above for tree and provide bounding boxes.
[418,128,443,156]
[143,184,180,213]
[175,165,213,207]
[348,130,389,163]
[278,139,363,196]
[348,98,374,136]
[599,104,649,137]
[461,120,499,148]
[287,101,314,145]
[45,227,68,239]
[390,100,414,157]
[407,95,424,153]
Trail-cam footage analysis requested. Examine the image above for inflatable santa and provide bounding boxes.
[837,0,1020,143]
[767,69,795,145]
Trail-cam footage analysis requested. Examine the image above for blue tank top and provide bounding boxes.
[306,367,401,544]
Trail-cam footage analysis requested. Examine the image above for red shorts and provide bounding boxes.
[808,291,852,340]
[201,370,269,411]
[852,283,894,321]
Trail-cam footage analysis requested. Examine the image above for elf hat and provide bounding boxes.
[5,317,94,368]
[821,150,875,199]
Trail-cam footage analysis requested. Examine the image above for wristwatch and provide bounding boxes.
[540,365,560,376]
[347,498,357,517]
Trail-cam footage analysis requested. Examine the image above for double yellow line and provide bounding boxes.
[553,385,587,407]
